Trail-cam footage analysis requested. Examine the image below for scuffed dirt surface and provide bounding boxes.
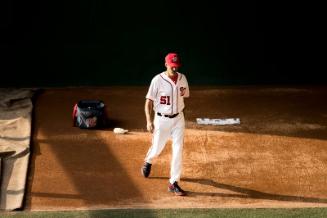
[25,86,327,210]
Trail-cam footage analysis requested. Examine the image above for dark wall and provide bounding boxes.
[1,1,325,87]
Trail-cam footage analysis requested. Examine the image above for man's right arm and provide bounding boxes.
[145,98,154,133]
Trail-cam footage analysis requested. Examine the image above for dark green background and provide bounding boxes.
[1,1,325,87]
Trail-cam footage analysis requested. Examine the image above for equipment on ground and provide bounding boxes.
[72,99,107,129]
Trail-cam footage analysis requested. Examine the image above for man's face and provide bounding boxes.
[166,63,179,73]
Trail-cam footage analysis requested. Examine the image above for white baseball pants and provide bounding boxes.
[145,112,185,184]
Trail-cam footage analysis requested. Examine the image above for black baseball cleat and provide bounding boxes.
[168,182,186,196]
[141,162,152,178]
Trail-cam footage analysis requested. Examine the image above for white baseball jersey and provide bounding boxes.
[146,72,189,115]
[144,71,189,184]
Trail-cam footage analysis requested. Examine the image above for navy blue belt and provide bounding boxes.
[157,112,179,118]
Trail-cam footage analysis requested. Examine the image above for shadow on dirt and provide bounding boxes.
[149,176,327,204]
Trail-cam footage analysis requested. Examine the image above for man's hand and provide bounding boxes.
[147,121,154,133]
[145,99,154,133]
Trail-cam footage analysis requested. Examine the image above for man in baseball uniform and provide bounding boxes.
[142,52,189,196]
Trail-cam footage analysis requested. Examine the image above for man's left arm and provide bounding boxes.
[183,76,190,98]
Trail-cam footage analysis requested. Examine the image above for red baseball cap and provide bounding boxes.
[165,53,181,67]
